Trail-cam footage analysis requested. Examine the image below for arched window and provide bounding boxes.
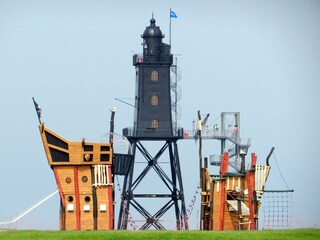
[151,70,158,81]
[151,95,159,106]
[151,120,159,129]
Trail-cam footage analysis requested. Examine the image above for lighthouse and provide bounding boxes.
[126,18,174,138]
[119,18,188,230]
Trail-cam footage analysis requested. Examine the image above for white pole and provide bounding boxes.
[169,8,172,46]
[0,188,58,225]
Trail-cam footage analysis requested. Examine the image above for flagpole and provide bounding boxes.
[169,8,172,47]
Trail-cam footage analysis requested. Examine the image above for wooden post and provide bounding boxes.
[238,154,246,230]
[219,153,229,231]
[198,110,203,230]
[109,108,116,230]
[246,171,255,230]
[74,166,81,230]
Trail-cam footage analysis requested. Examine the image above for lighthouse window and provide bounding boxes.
[151,120,159,129]
[151,95,159,106]
[151,71,158,81]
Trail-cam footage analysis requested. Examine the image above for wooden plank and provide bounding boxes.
[73,166,81,230]
[212,187,221,230]
[77,166,92,194]
[226,200,250,216]
[80,193,94,230]
[96,186,112,230]
[53,167,65,208]
[55,166,75,193]
[64,194,77,230]
[107,165,114,230]
[246,171,255,230]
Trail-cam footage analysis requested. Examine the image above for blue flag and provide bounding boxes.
[170,10,177,18]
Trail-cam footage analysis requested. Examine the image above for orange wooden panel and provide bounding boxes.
[77,166,92,194]
[212,182,221,231]
[79,193,94,230]
[55,166,75,194]
[96,186,113,230]
[64,194,77,230]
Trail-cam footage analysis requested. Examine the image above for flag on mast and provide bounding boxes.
[169,9,177,46]
[170,10,177,18]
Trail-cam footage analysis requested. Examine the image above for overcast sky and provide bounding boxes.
[0,0,319,230]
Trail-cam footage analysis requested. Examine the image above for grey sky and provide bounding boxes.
[0,0,319,229]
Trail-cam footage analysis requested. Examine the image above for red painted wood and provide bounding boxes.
[53,167,66,230]
[53,167,65,207]
[246,171,255,230]
[219,153,229,230]
[250,153,257,169]
[220,152,229,177]
[108,166,114,230]
[219,180,226,230]
[73,166,81,230]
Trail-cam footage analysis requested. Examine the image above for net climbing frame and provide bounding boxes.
[262,190,294,229]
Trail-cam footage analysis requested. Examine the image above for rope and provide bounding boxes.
[115,175,139,230]
[186,185,201,217]
[272,152,290,190]
[207,115,222,128]
[176,185,200,230]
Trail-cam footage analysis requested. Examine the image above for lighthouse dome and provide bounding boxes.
[142,18,164,38]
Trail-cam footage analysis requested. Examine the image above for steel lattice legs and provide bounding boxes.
[117,140,188,230]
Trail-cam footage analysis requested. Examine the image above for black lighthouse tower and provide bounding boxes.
[118,18,188,230]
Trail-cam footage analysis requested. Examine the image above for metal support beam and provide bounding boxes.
[117,139,188,230]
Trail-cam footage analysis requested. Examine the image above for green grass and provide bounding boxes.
[0,229,319,240]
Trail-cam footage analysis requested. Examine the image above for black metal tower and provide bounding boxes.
[118,18,188,230]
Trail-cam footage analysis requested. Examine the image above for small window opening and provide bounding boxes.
[151,70,158,81]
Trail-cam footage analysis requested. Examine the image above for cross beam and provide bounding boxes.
[117,140,188,230]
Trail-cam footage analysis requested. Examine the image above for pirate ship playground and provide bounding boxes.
[0,18,294,231]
